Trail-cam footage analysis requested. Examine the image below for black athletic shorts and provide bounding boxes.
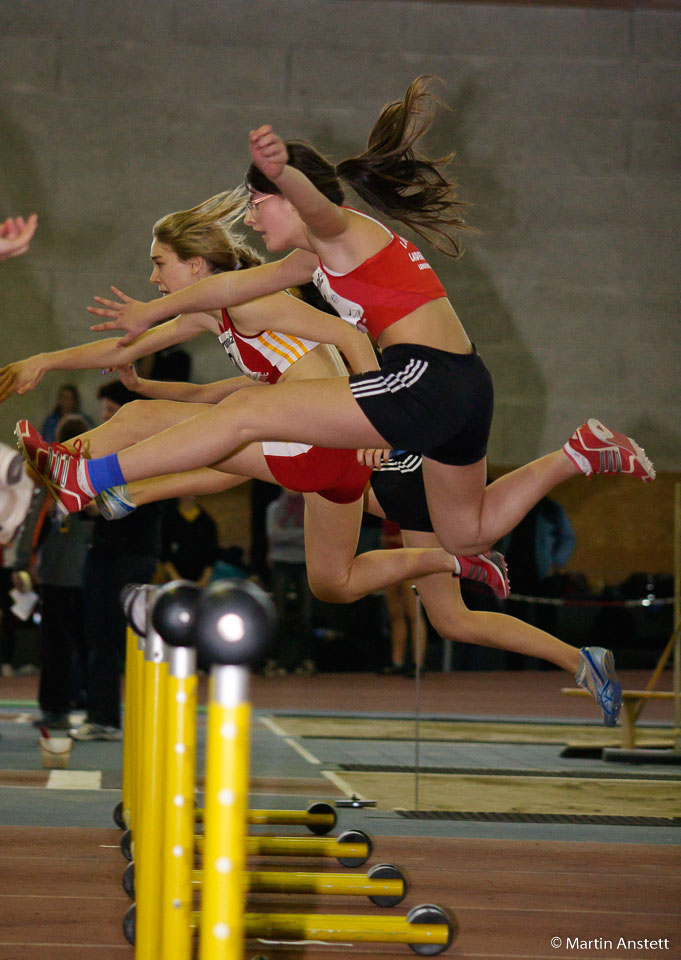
[349,343,493,466]
[369,453,434,533]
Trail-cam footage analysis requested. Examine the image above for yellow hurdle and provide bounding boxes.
[214,866,404,905]
[120,579,457,956]
[195,830,371,865]
[134,617,168,959]
[199,665,251,960]
[161,644,198,960]
[125,860,404,908]
[119,625,137,831]
[242,909,455,948]
[189,908,456,951]
[196,802,336,835]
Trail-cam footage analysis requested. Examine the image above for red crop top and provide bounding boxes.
[218,308,318,384]
[312,209,447,339]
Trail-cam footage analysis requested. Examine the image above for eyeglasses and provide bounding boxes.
[246,194,275,214]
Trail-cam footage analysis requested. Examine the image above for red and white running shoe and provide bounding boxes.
[563,418,655,482]
[15,420,95,513]
[16,420,68,471]
[455,550,510,600]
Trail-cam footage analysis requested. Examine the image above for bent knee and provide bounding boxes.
[428,610,480,644]
[307,573,353,605]
[111,398,146,422]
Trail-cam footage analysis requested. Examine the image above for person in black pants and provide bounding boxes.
[70,382,162,741]
[11,414,93,726]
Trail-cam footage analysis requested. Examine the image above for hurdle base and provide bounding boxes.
[336,795,377,808]
[560,746,604,760]
[602,746,681,764]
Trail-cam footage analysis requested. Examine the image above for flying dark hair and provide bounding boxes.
[245,76,470,258]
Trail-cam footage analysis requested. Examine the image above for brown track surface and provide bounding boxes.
[1,828,679,958]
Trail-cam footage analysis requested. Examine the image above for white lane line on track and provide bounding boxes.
[321,770,367,800]
[260,715,320,764]
[259,715,287,737]
[284,737,320,765]
[46,770,102,790]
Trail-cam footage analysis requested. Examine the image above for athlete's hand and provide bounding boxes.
[357,448,391,469]
[0,214,38,261]
[0,356,47,403]
[115,363,140,391]
[88,286,155,346]
[249,125,289,182]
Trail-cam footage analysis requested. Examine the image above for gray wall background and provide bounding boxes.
[1,0,679,469]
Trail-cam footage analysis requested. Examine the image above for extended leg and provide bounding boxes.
[65,399,216,457]
[123,468,249,509]
[401,530,579,673]
[303,493,458,604]
[112,378,388,481]
[422,452,578,555]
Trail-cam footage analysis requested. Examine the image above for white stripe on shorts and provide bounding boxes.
[374,454,423,475]
[350,358,429,399]
[262,440,313,458]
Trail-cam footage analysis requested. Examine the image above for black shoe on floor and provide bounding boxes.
[382,663,405,676]
[32,712,71,730]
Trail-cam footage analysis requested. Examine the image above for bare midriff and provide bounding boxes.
[278,342,348,384]
[377,297,472,355]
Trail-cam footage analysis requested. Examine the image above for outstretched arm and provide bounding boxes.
[87,249,318,346]
[232,291,379,376]
[0,311,207,404]
[0,214,38,261]
[117,364,261,404]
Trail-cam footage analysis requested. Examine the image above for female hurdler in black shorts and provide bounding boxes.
[16,79,651,721]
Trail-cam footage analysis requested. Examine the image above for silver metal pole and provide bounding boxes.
[673,482,680,753]
[412,586,423,811]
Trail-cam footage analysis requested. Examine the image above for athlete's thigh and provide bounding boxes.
[211,443,279,485]
[421,455,487,539]
[232,376,390,450]
[150,467,251,499]
[303,493,363,581]
[129,399,216,433]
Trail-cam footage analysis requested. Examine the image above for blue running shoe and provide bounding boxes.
[96,484,136,521]
[576,647,622,726]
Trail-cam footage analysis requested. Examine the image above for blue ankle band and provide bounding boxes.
[87,453,126,494]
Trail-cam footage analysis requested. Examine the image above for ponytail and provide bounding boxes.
[245,77,470,258]
[336,76,470,258]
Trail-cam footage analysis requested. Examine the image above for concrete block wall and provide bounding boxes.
[1,0,679,477]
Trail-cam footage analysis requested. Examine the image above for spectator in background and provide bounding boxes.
[265,488,315,677]
[13,414,93,728]
[499,496,576,670]
[70,381,162,741]
[210,545,251,583]
[0,545,19,677]
[40,383,93,442]
[499,496,576,596]
[161,494,218,587]
[380,519,424,677]
[135,345,192,384]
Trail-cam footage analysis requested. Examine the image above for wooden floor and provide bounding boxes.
[1,669,679,958]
